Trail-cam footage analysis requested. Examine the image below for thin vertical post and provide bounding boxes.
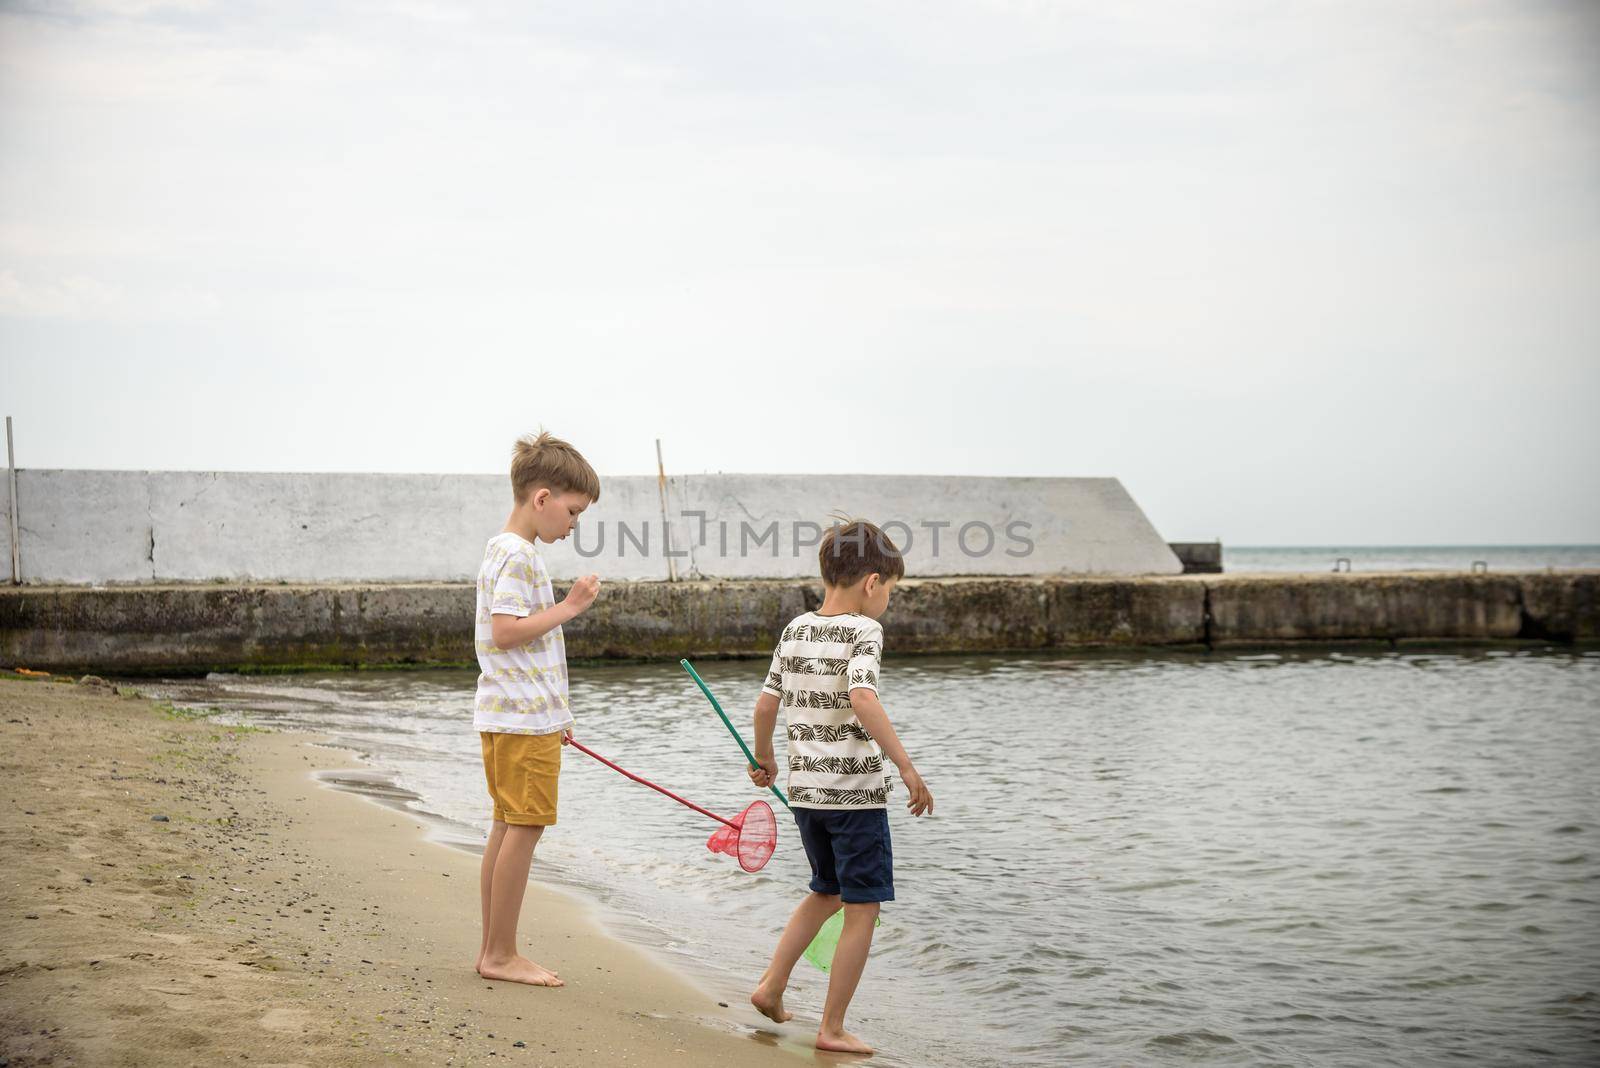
[6,417,19,585]
[655,437,677,582]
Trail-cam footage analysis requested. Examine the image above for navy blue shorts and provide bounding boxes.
[792,807,894,904]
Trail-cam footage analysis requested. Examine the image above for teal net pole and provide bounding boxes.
[680,658,790,811]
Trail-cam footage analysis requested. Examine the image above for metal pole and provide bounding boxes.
[655,437,677,582]
[7,417,19,585]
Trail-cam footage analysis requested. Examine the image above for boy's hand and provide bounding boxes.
[901,766,933,817]
[562,726,574,746]
[747,753,778,789]
[562,574,601,616]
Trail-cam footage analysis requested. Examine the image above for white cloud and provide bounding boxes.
[64,0,214,15]
[0,270,126,318]
[0,270,219,320]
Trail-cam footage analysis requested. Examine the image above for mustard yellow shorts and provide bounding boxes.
[480,730,563,826]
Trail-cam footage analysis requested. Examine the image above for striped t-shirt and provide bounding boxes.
[761,611,892,810]
[473,532,573,736]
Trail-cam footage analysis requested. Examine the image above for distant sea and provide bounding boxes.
[1222,545,1600,574]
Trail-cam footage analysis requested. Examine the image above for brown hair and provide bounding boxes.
[511,431,601,504]
[818,519,905,588]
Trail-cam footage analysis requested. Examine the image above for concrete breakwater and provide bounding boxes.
[0,469,1181,583]
[2,572,1595,675]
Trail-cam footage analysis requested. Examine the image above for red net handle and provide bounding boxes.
[566,738,737,830]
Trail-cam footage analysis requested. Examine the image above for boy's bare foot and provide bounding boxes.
[478,955,564,987]
[816,1028,873,1055]
[750,982,793,1023]
[476,954,557,979]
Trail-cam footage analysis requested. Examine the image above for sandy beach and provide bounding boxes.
[0,675,817,1067]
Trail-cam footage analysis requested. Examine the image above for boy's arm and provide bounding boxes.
[490,603,572,649]
[748,691,781,788]
[490,574,600,649]
[849,688,934,816]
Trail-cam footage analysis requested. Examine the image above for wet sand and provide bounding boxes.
[0,675,818,1067]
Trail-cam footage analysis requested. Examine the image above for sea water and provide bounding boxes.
[147,647,1600,1066]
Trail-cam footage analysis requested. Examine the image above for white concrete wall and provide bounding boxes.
[7,469,1181,584]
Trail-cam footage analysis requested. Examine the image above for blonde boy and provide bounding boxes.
[473,431,601,987]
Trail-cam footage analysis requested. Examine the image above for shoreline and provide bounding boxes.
[0,675,818,1067]
[304,760,763,1023]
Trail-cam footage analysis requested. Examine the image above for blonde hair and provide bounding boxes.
[511,431,601,504]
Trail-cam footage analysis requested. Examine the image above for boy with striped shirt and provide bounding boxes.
[746,520,934,1056]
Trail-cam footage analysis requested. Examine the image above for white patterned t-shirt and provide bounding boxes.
[473,532,573,735]
[761,611,891,810]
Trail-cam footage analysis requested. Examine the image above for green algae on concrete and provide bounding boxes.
[1204,573,1527,645]
[1,573,1595,675]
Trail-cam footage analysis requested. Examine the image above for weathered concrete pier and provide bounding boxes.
[3,572,1594,675]
[4,468,1593,673]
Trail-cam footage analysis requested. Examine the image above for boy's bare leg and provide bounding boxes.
[476,819,508,973]
[751,891,841,1023]
[479,823,564,987]
[816,901,880,1054]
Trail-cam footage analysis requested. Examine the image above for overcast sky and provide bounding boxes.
[2,0,1597,544]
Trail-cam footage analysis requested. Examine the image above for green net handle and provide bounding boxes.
[680,658,791,811]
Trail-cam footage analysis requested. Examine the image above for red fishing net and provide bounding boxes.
[706,799,777,873]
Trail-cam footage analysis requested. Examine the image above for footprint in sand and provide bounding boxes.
[142,984,196,996]
[260,1007,311,1033]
